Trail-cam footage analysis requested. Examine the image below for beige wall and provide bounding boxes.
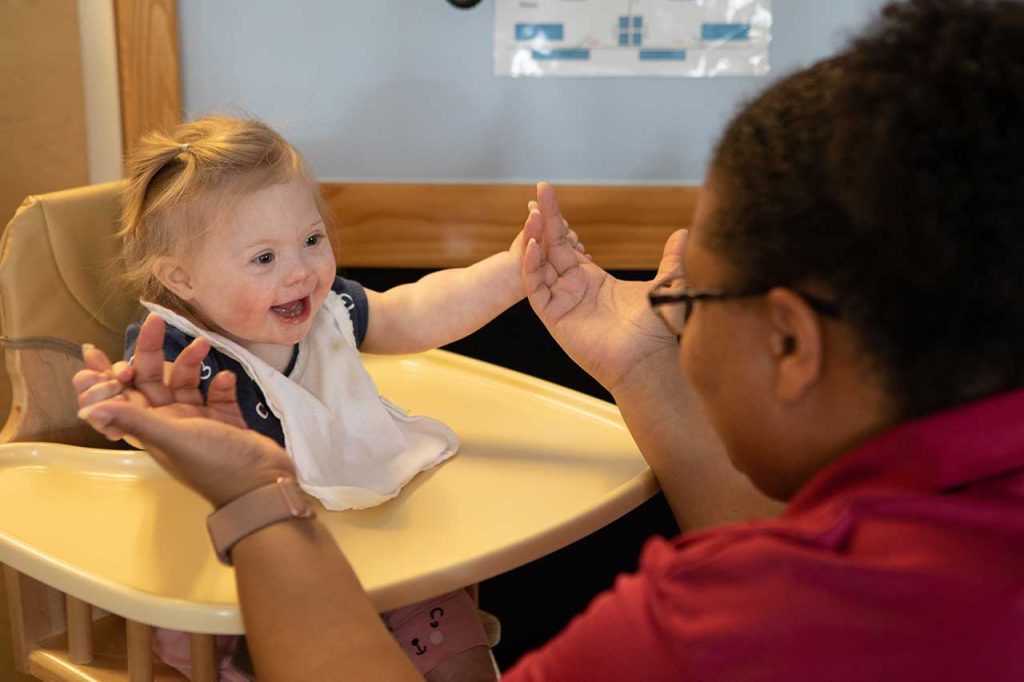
[0,0,90,221]
[0,3,90,678]
[0,0,92,437]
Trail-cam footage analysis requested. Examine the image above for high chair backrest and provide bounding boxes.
[0,181,141,446]
[0,183,217,680]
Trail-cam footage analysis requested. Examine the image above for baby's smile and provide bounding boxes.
[270,295,312,324]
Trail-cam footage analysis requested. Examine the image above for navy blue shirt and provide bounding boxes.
[125,276,369,446]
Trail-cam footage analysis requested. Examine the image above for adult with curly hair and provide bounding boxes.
[77,0,1024,679]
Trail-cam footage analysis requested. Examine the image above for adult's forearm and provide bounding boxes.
[610,351,783,531]
[232,518,421,681]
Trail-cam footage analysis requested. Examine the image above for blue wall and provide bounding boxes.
[179,0,887,184]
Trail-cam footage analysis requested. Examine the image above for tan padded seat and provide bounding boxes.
[0,181,141,445]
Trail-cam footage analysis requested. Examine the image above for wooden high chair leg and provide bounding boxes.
[189,632,217,682]
[3,565,66,673]
[126,619,154,682]
[65,595,93,664]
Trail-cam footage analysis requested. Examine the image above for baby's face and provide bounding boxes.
[183,176,337,349]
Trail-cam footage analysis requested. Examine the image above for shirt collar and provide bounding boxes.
[787,387,1024,515]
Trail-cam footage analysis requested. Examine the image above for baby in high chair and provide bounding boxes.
[73,115,582,681]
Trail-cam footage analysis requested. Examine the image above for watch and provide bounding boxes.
[206,476,316,565]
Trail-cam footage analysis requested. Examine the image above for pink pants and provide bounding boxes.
[153,590,487,679]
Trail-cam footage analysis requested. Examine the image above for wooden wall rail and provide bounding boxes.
[324,183,700,271]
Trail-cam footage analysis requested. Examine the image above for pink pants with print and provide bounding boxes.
[153,589,487,679]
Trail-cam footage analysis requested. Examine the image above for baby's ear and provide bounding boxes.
[153,257,195,301]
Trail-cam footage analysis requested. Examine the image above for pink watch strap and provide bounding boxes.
[206,476,315,565]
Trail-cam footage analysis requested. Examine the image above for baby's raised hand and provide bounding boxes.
[73,345,138,441]
[73,345,134,410]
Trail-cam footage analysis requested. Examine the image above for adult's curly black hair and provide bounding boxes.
[708,0,1024,419]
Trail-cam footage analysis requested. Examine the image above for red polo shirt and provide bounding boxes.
[505,389,1024,681]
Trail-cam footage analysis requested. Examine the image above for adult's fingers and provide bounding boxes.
[655,229,688,280]
[523,237,552,314]
[530,199,573,240]
[207,371,247,427]
[537,182,579,276]
[78,398,129,440]
[82,401,185,456]
[567,229,586,255]
[132,313,173,406]
[78,379,129,408]
[166,337,210,406]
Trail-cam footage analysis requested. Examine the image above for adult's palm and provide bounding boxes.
[77,314,294,507]
[523,182,686,394]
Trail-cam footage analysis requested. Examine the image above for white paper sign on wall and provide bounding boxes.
[495,0,772,77]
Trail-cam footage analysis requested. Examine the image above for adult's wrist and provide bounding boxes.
[207,475,315,564]
[606,343,683,403]
[208,464,298,509]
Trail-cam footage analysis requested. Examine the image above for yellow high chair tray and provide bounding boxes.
[0,350,656,636]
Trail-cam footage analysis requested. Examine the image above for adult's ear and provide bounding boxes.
[152,257,195,301]
[765,287,825,403]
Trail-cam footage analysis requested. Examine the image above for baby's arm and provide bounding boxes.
[361,250,521,354]
[360,206,581,354]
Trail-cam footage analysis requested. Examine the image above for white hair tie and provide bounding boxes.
[179,143,190,154]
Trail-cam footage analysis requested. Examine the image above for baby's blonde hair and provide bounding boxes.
[119,115,327,316]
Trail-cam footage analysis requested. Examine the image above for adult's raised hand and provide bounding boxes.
[522,182,686,395]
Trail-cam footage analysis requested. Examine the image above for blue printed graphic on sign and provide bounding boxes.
[516,23,565,40]
[532,48,590,60]
[639,49,686,61]
[702,23,751,41]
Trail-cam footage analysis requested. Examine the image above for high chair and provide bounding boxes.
[0,181,204,680]
[0,183,657,682]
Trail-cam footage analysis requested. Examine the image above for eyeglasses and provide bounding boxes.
[648,273,841,337]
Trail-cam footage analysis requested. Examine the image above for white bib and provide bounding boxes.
[141,294,459,510]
